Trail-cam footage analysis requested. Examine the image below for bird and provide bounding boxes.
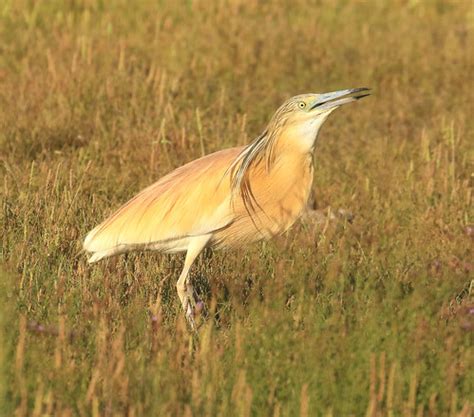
[83,87,370,329]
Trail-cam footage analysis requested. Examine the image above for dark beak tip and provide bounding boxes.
[351,87,372,100]
[352,87,371,94]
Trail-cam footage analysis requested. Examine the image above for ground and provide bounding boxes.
[0,1,473,416]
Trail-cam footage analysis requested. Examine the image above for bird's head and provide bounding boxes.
[229,87,371,204]
[268,87,371,151]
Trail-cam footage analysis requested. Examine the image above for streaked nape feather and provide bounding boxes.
[226,98,296,218]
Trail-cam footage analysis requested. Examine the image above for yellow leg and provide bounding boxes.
[176,235,210,330]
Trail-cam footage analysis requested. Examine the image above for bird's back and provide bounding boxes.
[83,147,242,262]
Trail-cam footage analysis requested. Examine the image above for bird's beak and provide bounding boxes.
[310,87,371,111]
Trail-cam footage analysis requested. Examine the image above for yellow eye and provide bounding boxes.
[298,102,306,109]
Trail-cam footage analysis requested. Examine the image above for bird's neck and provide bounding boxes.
[272,116,328,157]
[268,136,315,182]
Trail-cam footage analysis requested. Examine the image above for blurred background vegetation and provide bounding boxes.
[0,0,472,416]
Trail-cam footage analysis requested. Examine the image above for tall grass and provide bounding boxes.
[1,0,473,415]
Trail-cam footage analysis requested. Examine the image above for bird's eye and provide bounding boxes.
[298,102,306,109]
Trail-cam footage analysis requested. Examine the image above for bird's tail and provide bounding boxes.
[83,227,117,263]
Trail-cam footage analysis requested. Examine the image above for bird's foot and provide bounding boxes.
[185,301,197,332]
[184,293,205,332]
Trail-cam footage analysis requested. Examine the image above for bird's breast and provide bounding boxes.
[215,151,314,247]
[262,152,314,232]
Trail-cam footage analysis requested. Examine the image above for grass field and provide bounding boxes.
[1,0,473,416]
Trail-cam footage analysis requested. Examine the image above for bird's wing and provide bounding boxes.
[83,147,242,257]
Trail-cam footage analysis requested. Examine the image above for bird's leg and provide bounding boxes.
[176,235,210,331]
[176,267,196,330]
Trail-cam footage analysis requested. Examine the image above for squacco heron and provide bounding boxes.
[84,88,370,329]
